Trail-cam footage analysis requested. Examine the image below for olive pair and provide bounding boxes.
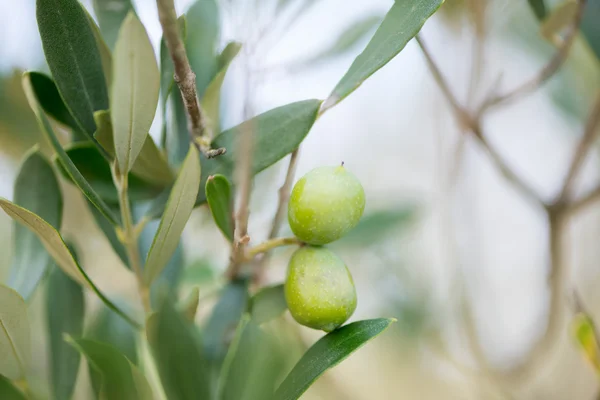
[285,165,365,332]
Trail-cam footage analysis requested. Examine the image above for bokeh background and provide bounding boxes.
[1,0,600,398]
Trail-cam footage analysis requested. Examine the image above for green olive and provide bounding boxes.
[285,246,357,332]
[288,165,365,245]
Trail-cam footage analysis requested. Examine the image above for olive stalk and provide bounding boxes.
[113,164,151,315]
[245,237,302,261]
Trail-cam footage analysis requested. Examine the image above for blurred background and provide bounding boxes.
[2,0,600,398]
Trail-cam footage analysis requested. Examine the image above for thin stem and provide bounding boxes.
[115,167,151,315]
[156,0,225,158]
[557,92,600,203]
[245,237,301,261]
[478,0,586,113]
[416,34,545,208]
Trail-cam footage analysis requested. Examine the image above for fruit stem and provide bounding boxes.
[245,237,302,261]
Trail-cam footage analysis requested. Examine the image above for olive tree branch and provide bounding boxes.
[416,35,545,208]
[156,0,225,158]
[478,0,586,114]
[245,237,302,261]
[557,92,600,205]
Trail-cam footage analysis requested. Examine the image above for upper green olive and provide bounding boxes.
[285,246,357,332]
[288,165,365,245]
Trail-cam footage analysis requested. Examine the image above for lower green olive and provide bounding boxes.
[284,246,357,332]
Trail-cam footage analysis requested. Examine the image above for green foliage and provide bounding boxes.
[46,261,84,400]
[581,0,600,61]
[206,174,234,241]
[8,149,62,300]
[111,12,160,174]
[528,0,547,20]
[325,0,444,109]
[67,337,152,400]
[36,0,109,153]
[274,319,396,400]
[0,285,30,380]
[0,0,445,396]
[144,146,200,285]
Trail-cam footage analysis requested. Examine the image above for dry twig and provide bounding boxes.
[156,0,225,158]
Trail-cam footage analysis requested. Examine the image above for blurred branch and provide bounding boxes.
[416,35,546,208]
[558,92,600,205]
[478,0,586,114]
[156,0,225,158]
[254,149,301,284]
[568,184,600,215]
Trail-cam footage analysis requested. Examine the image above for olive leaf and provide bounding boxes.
[144,146,201,285]
[67,337,152,400]
[26,72,79,132]
[581,0,600,61]
[83,5,113,88]
[250,284,287,325]
[201,42,242,134]
[219,315,286,400]
[205,174,234,241]
[179,287,200,322]
[528,0,548,20]
[8,148,63,301]
[0,375,26,400]
[274,318,396,400]
[22,71,120,226]
[186,0,220,97]
[92,0,136,50]
[0,199,139,328]
[0,285,31,380]
[571,313,600,374]
[94,110,174,187]
[325,0,443,109]
[149,299,211,400]
[47,259,85,400]
[111,12,160,174]
[36,0,109,149]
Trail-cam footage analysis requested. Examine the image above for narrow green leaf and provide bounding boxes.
[0,285,30,380]
[540,1,578,43]
[55,143,164,203]
[0,375,26,400]
[144,146,200,284]
[581,0,600,61]
[86,302,139,397]
[27,72,79,132]
[23,72,120,226]
[149,300,210,400]
[94,110,174,187]
[133,202,185,308]
[201,42,242,133]
[181,259,216,285]
[8,149,62,301]
[179,287,200,322]
[528,0,548,20]
[250,284,287,325]
[83,5,113,88]
[166,89,191,169]
[274,318,396,400]
[111,12,160,173]
[87,201,129,268]
[67,338,152,400]
[36,0,109,139]
[205,174,233,241]
[292,15,383,70]
[325,0,443,109]
[220,315,286,400]
[160,17,187,136]
[148,99,322,219]
[92,0,136,50]
[203,280,249,361]
[47,259,85,400]
[334,206,417,247]
[571,313,600,373]
[186,0,220,97]
[0,199,140,329]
